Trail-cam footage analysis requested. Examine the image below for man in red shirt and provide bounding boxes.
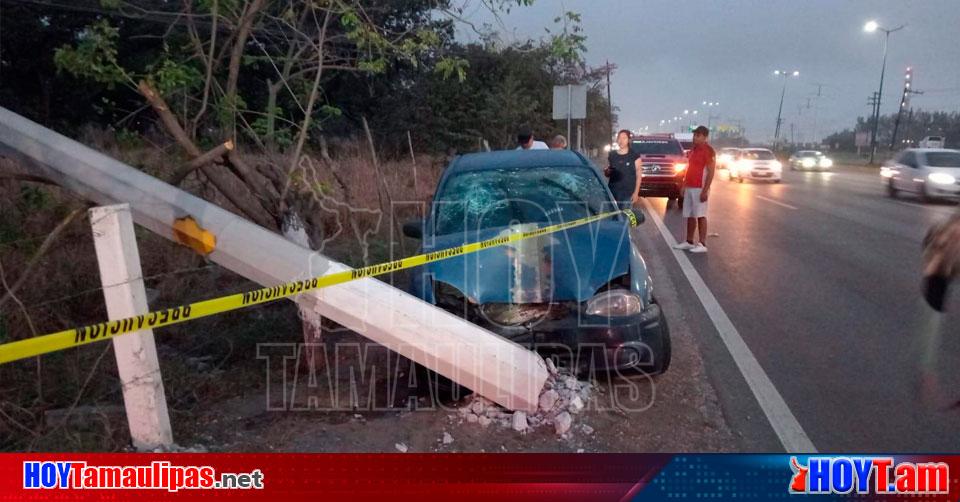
[673,126,715,253]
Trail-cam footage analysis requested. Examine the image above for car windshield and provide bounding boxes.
[925,152,960,167]
[680,141,694,151]
[743,150,776,160]
[632,139,684,155]
[433,166,610,235]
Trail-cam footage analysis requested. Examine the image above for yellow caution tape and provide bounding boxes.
[0,209,639,365]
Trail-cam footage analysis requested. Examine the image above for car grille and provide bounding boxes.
[642,163,676,175]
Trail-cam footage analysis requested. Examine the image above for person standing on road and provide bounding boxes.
[604,129,642,210]
[673,126,715,253]
[516,126,550,150]
[550,134,568,150]
[922,212,960,311]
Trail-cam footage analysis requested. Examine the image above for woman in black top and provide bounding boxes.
[605,129,642,209]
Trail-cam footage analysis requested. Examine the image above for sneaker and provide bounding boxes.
[673,241,695,251]
[690,244,708,254]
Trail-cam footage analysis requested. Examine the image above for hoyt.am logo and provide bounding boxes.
[789,457,950,495]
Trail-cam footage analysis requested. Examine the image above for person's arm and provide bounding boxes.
[631,158,643,204]
[604,153,614,177]
[700,154,716,202]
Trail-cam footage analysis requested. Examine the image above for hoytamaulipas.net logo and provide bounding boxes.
[789,456,948,495]
[23,461,264,492]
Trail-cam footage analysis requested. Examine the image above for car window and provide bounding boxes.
[901,152,917,168]
[632,139,684,155]
[742,150,775,160]
[924,152,960,167]
[432,166,611,235]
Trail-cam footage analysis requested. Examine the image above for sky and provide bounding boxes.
[462,0,960,143]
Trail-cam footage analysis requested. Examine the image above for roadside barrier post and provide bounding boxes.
[91,204,173,450]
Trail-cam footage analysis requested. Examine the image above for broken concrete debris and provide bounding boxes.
[441,432,454,445]
[395,442,408,453]
[455,359,593,437]
[553,412,573,436]
[511,411,529,433]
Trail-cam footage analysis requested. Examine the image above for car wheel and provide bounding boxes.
[415,363,472,406]
[887,179,898,198]
[677,196,684,210]
[737,176,744,184]
[667,196,676,208]
[645,297,672,375]
[774,179,782,184]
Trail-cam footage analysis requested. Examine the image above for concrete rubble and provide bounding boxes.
[454,359,593,437]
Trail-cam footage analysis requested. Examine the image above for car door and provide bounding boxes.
[892,151,916,192]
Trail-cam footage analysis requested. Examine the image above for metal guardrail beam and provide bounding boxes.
[0,107,548,412]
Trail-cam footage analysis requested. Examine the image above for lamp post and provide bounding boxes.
[863,20,906,164]
[773,70,800,149]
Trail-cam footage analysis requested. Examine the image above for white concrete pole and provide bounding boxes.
[90,204,173,450]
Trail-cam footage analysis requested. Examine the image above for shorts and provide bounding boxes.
[682,188,708,218]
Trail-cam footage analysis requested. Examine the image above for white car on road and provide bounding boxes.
[882,148,960,201]
[729,148,783,183]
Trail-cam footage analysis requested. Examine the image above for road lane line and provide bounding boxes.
[641,199,817,453]
[755,195,799,210]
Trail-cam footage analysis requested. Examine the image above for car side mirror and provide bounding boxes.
[402,220,424,240]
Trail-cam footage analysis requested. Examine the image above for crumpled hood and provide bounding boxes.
[423,220,632,303]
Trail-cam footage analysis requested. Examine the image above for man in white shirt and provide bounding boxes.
[516,127,549,150]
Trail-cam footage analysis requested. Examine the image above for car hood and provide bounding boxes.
[423,220,632,304]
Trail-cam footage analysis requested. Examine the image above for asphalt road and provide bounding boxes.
[636,165,960,452]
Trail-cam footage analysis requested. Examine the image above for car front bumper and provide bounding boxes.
[639,175,685,198]
[471,303,669,374]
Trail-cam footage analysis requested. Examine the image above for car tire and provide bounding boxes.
[644,297,672,375]
[677,196,684,210]
[887,179,898,198]
[737,176,744,184]
[667,196,676,208]
[774,179,782,184]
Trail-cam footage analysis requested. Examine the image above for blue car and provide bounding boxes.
[403,150,671,375]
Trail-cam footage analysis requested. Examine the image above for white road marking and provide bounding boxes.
[755,195,798,210]
[641,199,817,453]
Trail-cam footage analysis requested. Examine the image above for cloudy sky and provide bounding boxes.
[464,0,960,143]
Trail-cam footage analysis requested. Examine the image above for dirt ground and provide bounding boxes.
[181,262,739,453]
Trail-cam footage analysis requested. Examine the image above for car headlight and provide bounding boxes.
[928,173,957,185]
[585,289,643,317]
[819,157,833,168]
[674,162,687,173]
[719,154,732,163]
[802,158,816,168]
[771,161,783,171]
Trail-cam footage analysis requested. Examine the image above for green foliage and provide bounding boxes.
[149,59,203,97]
[99,0,122,8]
[17,186,50,214]
[116,127,144,149]
[434,57,469,82]
[53,20,129,88]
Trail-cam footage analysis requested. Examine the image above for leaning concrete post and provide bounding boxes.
[90,204,173,450]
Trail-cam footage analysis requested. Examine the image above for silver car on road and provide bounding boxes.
[882,148,960,202]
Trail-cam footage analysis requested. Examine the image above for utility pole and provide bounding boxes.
[890,66,921,149]
[606,60,614,141]
[868,92,880,143]
[864,22,906,164]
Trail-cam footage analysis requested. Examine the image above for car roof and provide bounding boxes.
[905,148,959,154]
[449,150,593,174]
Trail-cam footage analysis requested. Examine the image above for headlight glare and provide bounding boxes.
[929,173,957,185]
[819,157,833,168]
[802,158,816,168]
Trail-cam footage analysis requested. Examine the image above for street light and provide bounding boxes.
[863,20,906,164]
[773,69,800,148]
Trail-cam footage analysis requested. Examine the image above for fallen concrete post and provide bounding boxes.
[0,107,548,412]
